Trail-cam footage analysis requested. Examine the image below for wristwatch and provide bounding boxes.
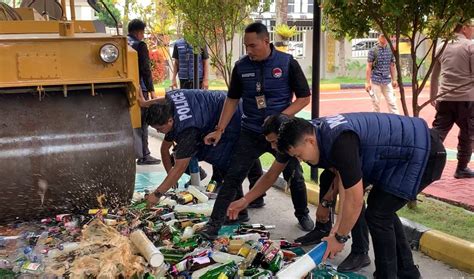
[335,233,351,244]
[320,199,334,208]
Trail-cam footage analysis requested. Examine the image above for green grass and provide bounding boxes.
[398,196,474,242]
[259,153,474,242]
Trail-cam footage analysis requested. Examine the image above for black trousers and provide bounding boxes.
[366,129,446,278]
[134,91,151,159]
[319,169,369,254]
[180,79,203,89]
[212,160,263,218]
[432,101,473,169]
[210,128,309,225]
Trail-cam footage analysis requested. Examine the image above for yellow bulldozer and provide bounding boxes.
[0,0,142,222]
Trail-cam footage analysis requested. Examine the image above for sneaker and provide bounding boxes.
[297,214,315,232]
[337,252,371,272]
[248,198,265,209]
[454,167,474,179]
[224,213,250,225]
[294,226,330,245]
[137,155,161,165]
[199,222,221,240]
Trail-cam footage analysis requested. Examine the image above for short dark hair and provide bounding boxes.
[277,117,314,153]
[454,19,471,33]
[244,22,269,39]
[128,19,146,34]
[143,101,173,126]
[262,114,289,136]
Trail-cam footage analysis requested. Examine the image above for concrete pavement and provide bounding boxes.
[139,133,471,278]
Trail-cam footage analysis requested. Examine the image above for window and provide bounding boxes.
[288,0,295,13]
[308,0,314,13]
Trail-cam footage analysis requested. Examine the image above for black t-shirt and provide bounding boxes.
[136,41,155,92]
[164,128,202,159]
[329,131,363,189]
[227,55,310,99]
[172,44,209,61]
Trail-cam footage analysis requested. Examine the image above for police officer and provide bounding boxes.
[145,90,261,216]
[200,22,313,239]
[127,19,161,165]
[273,113,446,279]
[171,38,209,89]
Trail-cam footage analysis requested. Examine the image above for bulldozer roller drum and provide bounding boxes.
[0,88,136,223]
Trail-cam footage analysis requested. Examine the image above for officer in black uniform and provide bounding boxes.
[200,22,314,239]
[127,19,161,165]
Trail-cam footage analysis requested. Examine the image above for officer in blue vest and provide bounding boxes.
[268,113,446,279]
[144,90,262,212]
[201,22,313,239]
[171,38,209,89]
[127,19,161,165]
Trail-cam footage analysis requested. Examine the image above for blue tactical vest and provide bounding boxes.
[312,113,431,200]
[235,46,292,133]
[166,89,241,170]
[175,39,203,80]
[127,34,147,91]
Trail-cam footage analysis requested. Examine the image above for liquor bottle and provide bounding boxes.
[240,224,275,230]
[177,193,195,204]
[206,180,217,193]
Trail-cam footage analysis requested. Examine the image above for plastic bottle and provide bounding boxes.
[188,185,209,203]
[211,251,244,264]
[276,241,327,278]
[130,230,164,268]
[174,200,215,216]
[160,197,178,206]
[181,227,194,240]
[231,233,260,242]
[228,239,245,255]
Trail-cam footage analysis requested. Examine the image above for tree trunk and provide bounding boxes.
[275,0,288,43]
[337,37,346,77]
[122,0,131,35]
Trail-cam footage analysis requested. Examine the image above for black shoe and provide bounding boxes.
[199,222,221,240]
[297,214,315,232]
[248,198,265,209]
[224,213,250,225]
[337,252,371,272]
[294,226,330,245]
[137,155,161,165]
[454,167,474,179]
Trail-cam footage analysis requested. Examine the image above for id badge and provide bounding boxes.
[255,95,267,109]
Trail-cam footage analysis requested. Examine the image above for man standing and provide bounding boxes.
[365,33,399,114]
[274,114,446,278]
[200,22,313,239]
[171,38,210,89]
[430,20,474,178]
[127,19,161,165]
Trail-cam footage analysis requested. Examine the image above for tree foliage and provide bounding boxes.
[166,0,267,87]
[324,0,474,116]
[96,0,122,28]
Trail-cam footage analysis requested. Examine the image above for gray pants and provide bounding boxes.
[134,107,151,160]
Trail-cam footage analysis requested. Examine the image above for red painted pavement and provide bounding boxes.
[312,88,473,210]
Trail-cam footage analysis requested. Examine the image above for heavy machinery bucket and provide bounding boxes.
[0,87,136,223]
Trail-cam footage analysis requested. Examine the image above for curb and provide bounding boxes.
[273,180,474,274]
